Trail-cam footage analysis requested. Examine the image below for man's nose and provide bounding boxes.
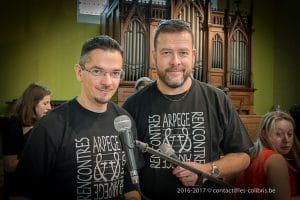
[100,72,113,84]
[171,54,181,65]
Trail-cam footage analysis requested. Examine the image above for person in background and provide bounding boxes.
[134,77,153,91]
[122,19,253,199]
[235,111,300,200]
[11,35,142,200]
[2,82,51,200]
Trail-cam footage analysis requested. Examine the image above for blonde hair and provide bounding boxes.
[253,111,300,172]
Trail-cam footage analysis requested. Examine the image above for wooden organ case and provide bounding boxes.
[101,0,255,116]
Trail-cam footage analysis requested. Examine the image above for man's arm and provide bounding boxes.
[213,152,250,178]
[3,155,19,172]
[173,152,250,186]
[124,190,141,200]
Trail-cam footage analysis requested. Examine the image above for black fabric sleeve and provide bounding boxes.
[221,94,254,154]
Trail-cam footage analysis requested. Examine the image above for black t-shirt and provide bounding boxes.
[123,80,253,200]
[15,98,142,200]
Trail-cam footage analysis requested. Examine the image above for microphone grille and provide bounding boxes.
[159,143,175,156]
[114,115,132,132]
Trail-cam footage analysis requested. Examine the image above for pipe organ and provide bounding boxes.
[101,0,255,114]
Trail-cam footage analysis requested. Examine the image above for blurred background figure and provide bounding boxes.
[235,111,300,200]
[134,77,153,91]
[2,82,51,200]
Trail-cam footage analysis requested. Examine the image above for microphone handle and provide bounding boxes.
[135,140,234,189]
[119,130,139,184]
[169,154,179,168]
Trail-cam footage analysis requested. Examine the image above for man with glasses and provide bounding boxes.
[123,19,253,199]
[12,35,142,200]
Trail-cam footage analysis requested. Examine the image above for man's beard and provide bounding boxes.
[94,97,109,104]
[93,85,113,104]
[156,67,191,88]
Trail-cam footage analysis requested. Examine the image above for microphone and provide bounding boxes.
[135,140,235,189]
[114,115,139,185]
[160,143,205,185]
[159,143,179,168]
[159,143,179,160]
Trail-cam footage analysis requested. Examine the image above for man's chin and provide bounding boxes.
[165,78,185,88]
[94,97,110,105]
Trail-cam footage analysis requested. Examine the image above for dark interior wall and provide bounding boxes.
[250,0,300,114]
[273,0,300,111]
[252,0,275,114]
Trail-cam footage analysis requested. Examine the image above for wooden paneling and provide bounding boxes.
[207,71,224,87]
[240,114,262,142]
[117,83,135,106]
[103,0,254,113]
[227,90,254,114]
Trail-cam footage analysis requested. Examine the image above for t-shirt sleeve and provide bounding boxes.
[221,95,254,154]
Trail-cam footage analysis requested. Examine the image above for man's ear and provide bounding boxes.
[74,64,83,81]
[152,49,157,61]
[192,49,197,65]
[152,50,158,71]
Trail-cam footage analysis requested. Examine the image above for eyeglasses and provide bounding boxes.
[80,64,125,79]
[159,19,191,28]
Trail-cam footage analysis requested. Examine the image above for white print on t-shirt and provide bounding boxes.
[75,136,126,199]
[148,112,206,168]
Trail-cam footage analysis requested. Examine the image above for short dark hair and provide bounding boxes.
[79,35,123,65]
[14,82,51,126]
[154,19,194,49]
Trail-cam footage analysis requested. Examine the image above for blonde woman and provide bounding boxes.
[235,111,300,200]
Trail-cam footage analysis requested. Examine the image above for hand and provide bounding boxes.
[172,162,199,186]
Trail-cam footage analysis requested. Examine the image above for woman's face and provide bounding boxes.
[35,95,51,119]
[269,119,294,155]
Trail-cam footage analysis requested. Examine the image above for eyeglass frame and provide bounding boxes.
[79,64,125,79]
